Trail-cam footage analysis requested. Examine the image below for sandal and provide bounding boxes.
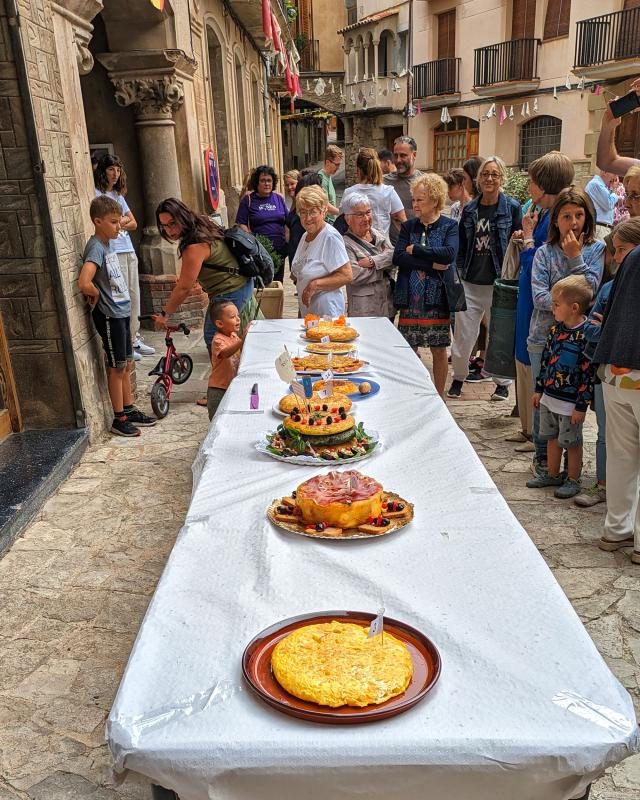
[196,396,208,407]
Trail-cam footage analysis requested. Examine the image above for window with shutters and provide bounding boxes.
[512,0,537,40]
[543,0,571,41]
[433,117,479,174]
[519,116,562,169]
[437,10,456,59]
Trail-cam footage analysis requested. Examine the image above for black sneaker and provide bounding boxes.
[447,379,464,398]
[111,415,141,437]
[465,370,492,383]
[491,386,509,401]
[126,408,157,427]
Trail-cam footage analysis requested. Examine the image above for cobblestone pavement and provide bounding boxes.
[0,288,638,798]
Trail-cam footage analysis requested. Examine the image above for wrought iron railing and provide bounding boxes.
[300,38,320,72]
[413,58,460,98]
[574,8,640,68]
[474,38,540,88]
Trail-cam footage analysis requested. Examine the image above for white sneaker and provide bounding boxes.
[134,336,155,355]
[133,350,142,362]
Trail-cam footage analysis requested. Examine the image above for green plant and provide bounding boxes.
[504,168,530,205]
[256,234,284,277]
[285,0,297,21]
[295,32,308,55]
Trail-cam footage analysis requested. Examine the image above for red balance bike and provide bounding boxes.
[139,316,194,419]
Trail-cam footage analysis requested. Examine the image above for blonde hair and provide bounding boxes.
[325,144,343,162]
[296,185,328,212]
[356,148,383,186]
[551,275,593,313]
[284,169,301,183]
[612,217,640,246]
[623,164,640,190]
[477,155,508,192]
[411,173,448,213]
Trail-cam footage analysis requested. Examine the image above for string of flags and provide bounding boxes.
[484,78,601,126]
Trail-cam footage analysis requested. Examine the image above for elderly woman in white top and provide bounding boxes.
[342,192,394,318]
[291,185,352,317]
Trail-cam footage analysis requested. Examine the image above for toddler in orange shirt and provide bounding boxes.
[207,300,243,420]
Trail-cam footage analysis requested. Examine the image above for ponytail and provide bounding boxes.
[356,148,383,186]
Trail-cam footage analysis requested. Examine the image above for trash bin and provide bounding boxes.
[484,278,519,380]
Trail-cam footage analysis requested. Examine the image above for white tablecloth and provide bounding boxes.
[107,318,638,800]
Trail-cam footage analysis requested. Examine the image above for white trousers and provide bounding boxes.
[602,381,640,548]
[116,251,140,341]
[451,281,511,387]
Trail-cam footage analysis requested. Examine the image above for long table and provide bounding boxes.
[107,318,638,800]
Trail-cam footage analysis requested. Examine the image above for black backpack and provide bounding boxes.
[224,225,274,288]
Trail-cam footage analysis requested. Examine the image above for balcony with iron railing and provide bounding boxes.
[413,58,460,108]
[573,7,640,80]
[473,38,540,97]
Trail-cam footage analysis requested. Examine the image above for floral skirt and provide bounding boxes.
[398,306,451,349]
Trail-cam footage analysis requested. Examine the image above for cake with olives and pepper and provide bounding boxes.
[278,392,352,416]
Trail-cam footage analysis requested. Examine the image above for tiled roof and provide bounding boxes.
[337,6,402,35]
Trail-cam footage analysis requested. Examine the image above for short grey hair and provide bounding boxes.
[342,192,371,215]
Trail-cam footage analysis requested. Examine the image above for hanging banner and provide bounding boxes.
[204,147,220,211]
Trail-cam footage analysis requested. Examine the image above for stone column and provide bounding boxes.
[96,50,197,277]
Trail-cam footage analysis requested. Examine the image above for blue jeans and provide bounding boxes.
[593,382,606,483]
[203,280,254,355]
[528,349,547,464]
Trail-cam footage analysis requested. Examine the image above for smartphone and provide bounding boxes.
[609,91,640,119]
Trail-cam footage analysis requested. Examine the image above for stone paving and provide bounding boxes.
[0,286,639,799]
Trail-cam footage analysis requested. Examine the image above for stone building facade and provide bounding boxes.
[0,0,295,442]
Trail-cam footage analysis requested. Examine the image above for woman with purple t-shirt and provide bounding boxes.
[235,165,287,282]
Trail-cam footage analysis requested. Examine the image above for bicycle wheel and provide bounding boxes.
[150,381,170,419]
[169,353,193,385]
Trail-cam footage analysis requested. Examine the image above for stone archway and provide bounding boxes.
[206,23,233,212]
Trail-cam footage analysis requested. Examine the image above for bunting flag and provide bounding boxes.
[391,78,401,93]
[577,76,585,91]
[499,105,507,125]
[533,97,539,112]
[486,102,496,119]
[150,0,165,9]
[594,84,603,96]
[508,105,514,120]
[369,85,374,98]
[553,85,558,100]
[525,101,531,116]
[314,77,326,96]
[521,103,526,117]
[416,99,422,114]
[329,78,334,92]
[565,74,573,91]
[261,0,272,43]
[306,79,311,92]
[440,106,452,123]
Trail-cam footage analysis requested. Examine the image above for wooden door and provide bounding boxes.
[0,311,21,438]
[385,126,404,151]
[512,0,536,39]
[616,112,640,159]
[437,10,456,59]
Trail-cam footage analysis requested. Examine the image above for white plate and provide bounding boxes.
[272,401,357,418]
[255,430,381,466]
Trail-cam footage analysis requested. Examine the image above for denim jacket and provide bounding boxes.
[392,216,459,309]
[457,193,522,281]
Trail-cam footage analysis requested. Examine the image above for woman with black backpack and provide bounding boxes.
[153,198,262,353]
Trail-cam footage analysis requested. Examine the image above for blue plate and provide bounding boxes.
[347,378,380,400]
[286,377,380,401]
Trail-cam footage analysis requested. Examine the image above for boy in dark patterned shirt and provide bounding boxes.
[527,275,594,499]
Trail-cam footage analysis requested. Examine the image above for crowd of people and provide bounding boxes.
[81,121,640,566]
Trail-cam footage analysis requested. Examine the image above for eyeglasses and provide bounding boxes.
[158,219,179,231]
[299,208,322,218]
[348,210,372,218]
[480,172,502,180]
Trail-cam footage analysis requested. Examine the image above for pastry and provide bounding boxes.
[278,392,352,415]
[305,342,355,355]
[266,409,377,461]
[271,621,413,707]
[313,379,358,395]
[305,324,358,342]
[296,470,383,529]
[359,381,372,395]
[292,354,365,373]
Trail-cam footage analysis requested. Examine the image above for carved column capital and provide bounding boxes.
[97,50,198,121]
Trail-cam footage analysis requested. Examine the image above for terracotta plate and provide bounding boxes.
[266,492,414,540]
[242,610,441,724]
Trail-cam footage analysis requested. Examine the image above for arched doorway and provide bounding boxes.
[519,115,562,169]
[206,24,233,208]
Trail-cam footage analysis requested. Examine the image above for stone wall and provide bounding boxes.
[344,114,385,185]
[0,0,111,434]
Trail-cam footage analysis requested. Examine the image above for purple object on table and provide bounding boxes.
[250,383,259,410]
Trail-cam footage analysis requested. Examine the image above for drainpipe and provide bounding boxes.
[263,61,275,166]
[405,0,414,136]
[6,0,86,427]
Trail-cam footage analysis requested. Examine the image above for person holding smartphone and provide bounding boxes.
[596,77,640,176]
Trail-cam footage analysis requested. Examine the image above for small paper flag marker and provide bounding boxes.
[368,607,385,640]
